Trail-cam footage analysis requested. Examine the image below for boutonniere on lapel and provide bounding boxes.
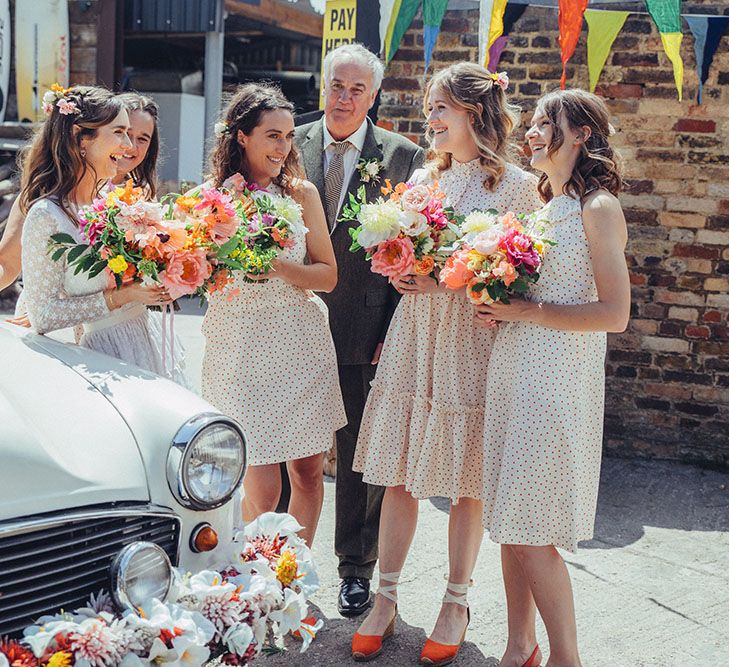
[357,157,383,184]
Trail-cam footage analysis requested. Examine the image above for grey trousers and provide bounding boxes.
[335,363,385,580]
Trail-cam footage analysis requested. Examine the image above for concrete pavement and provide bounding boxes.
[170,301,729,667]
[11,302,729,666]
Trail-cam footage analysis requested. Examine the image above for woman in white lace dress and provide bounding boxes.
[19,86,184,381]
[3,92,162,324]
[474,90,630,667]
[201,83,346,546]
[352,64,542,664]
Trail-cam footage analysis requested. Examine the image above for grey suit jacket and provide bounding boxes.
[295,117,425,365]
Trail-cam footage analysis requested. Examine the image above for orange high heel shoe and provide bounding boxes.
[419,581,470,666]
[522,645,542,667]
[351,570,400,662]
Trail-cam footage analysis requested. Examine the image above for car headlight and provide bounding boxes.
[167,413,246,510]
[111,542,172,610]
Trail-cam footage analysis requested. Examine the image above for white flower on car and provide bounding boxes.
[223,623,255,655]
[269,588,307,636]
[357,200,402,248]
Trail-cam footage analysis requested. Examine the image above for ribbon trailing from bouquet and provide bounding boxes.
[161,304,176,380]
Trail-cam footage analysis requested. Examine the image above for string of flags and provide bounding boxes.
[377,0,729,103]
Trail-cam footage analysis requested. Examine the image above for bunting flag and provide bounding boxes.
[558,0,589,89]
[645,0,684,100]
[584,9,629,93]
[423,0,449,73]
[685,15,729,104]
[378,0,399,59]
[478,0,508,68]
[486,3,527,71]
[383,0,421,64]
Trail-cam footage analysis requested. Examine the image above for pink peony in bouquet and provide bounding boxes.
[343,179,463,281]
[439,209,554,304]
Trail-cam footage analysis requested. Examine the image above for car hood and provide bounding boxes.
[0,325,150,521]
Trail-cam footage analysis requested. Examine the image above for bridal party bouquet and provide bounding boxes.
[344,179,463,280]
[3,514,322,667]
[49,179,242,300]
[218,173,307,284]
[439,209,554,304]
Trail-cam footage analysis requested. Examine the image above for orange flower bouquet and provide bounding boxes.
[343,179,463,281]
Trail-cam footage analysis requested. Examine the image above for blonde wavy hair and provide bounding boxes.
[423,62,520,191]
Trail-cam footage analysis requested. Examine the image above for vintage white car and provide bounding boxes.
[0,322,246,637]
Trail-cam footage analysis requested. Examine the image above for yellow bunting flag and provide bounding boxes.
[660,32,684,101]
[479,0,508,68]
[584,10,630,92]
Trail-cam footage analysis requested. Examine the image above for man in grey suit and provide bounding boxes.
[295,43,424,616]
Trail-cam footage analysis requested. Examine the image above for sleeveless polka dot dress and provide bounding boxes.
[353,160,542,502]
[201,184,347,466]
[482,194,607,552]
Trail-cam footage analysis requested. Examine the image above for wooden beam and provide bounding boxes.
[224,0,322,39]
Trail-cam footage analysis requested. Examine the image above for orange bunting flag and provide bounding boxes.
[558,0,589,89]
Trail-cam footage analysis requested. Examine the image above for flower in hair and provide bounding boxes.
[42,83,80,116]
[488,71,509,92]
[214,121,230,137]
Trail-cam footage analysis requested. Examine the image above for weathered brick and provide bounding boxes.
[703,311,723,323]
[697,230,729,245]
[645,383,692,400]
[704,278,729,292]
[668,307,698,322]
[658,212,705,228]
[685,325,711,339]
[642,336,690,353]
[673,118,717,133]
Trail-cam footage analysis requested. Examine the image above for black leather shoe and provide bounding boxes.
[338,577,372,617]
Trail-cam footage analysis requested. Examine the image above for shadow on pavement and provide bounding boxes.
[265,606,497,666]
[427,457,729,550]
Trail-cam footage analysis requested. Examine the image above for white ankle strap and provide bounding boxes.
[378,570,401,603]
[442,580,470,607]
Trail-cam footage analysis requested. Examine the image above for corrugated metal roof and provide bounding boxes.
[125,0,225,33]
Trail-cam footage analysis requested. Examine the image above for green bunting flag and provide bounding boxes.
[584,9,629,93]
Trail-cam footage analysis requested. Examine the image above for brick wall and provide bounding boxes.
[379,1,729,468]
[69,1,100,85]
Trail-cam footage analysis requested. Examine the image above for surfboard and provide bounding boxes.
[0,0,10,122]
[15,0,70,122]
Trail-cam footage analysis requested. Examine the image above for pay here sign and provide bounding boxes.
[319,0,357,109]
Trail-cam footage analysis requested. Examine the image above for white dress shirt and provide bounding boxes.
[322,117,369,214]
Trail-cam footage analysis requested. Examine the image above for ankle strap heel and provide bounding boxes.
[377,569,401,603]
[442,580,470,607]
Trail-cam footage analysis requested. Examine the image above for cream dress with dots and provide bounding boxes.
[482,194,607,552]
[352,159,542,502]
[201,183,347,466]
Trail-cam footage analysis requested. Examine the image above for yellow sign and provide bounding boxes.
[320,0,357,109]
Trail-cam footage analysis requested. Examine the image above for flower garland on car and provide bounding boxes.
[343,179,463,281]
[0,514,321,667]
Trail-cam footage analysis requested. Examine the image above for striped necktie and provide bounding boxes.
[324,140,350,230]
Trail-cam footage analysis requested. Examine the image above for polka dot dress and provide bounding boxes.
[201,184,347,467]
[353,160,542,502]
[482,194,607,552]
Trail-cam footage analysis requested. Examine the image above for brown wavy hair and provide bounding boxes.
[19,85,124,219]
[208,83,303,194]
[117,92,160,199]
[423,62,520,191]
[534,89,623,202]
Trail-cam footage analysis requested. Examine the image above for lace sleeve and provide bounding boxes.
[21,202,109,334]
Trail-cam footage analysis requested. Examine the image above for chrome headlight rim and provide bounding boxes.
[167,412,246,510]
[110,541,172,611]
